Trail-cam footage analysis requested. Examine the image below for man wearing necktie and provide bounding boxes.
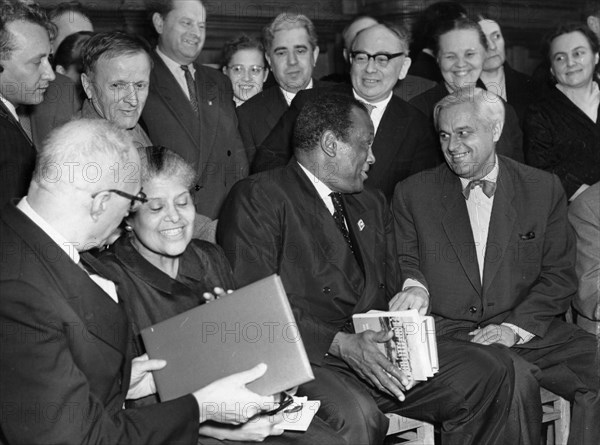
[218,93,514,445]
[392,87,600,445]
[142,0,248,219]
[0,1,55,207]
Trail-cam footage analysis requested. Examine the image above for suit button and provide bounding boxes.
[322,286,331,294]
[469,306,477,314]
[227,150,232,156]
[379,283,385,289]
[194,184,201,191]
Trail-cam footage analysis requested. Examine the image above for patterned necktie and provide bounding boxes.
[462,179,497,199]
[330,192,355,254]
[360,101,376,115]
[180,65,199,115]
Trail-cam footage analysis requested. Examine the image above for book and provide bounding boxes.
[352,309,438,383]
[141,274,314,401]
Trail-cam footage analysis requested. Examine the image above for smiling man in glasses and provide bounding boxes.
[252,23,442,200]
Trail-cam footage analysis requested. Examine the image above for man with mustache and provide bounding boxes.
[0,0,55,206]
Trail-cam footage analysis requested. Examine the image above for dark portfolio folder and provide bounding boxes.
[141,274,314,401]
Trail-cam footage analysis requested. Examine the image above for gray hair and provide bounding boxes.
[137,145,197,190]
[262,12,318,54]
[433,87,505,131]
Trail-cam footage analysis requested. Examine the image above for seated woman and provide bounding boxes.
[99,146,343,445]
[409,16,524,161]
[524,23,600,200]
[221,35,269,107]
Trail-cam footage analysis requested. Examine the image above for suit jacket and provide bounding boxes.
[29,72,82,148]
[0,203,199,444]
[568,181,600,325]
[409,82,525,162]
[504,64,535,125]
[142,51,248,219]
[392,156,577,345]
[217,161,398,365]
[251,84,442,200]
[0,101,36,207]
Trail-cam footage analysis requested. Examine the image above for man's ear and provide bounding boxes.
[90,191,110,222]
[320,130,338,158]
[81,73,93,100]
[398,56,412,80]
[587,16,600,36]
[312,45,320,66]
[152,12,164,35]
[491,121,503,143]
[56,65,67,76]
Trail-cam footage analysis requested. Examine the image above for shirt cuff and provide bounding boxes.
[570,184,590,202]
[502,322,535,344]
[403,279,428,294]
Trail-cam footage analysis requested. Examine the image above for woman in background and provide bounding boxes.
[524,24,600,200]
[221,35,269,107]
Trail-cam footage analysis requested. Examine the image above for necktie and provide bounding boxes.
[330,192,355,254]
[360,101,376,115]
[16,106,32,141]
[180,65,199,115]
[462,179,497,199]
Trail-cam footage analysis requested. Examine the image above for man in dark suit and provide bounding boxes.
[218,93,514,445]
[236,13,323,165]
[0,118,277,444]
[141,0,247,219]
[393,87,600,445]
[0,1,55,207]
[251,23,442,200]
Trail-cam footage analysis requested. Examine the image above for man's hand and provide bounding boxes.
[469,324,518,347]
[329,331,412,400]
[127,353,166,400]
[388,286,429,315]
[193,363,276,425]
[198,414,285,442]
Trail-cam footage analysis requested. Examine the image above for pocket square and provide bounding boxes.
[519,231,535,240]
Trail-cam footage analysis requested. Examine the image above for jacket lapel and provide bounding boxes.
[195,63,219,180]
[440,169,482,293]
[372,97,411,173]
[0,100,34,147]
[482,159,517,293]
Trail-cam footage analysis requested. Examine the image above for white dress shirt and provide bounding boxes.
[281,79,314,106]
[155,47,197,101]
[0,94,18,120]
[352,90,393,134]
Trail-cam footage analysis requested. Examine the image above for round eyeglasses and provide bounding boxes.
[228,64,265,77]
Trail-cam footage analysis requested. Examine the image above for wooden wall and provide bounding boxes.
[37,0,591,76]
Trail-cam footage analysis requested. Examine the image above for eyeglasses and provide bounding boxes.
[263,392,294,416]
[227,64,265,77]
[91,188,148,211]
[350,51,406,68]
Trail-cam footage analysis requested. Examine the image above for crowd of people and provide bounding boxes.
[0,0,599,444]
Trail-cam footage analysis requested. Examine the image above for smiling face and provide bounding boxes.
[223,48,268,103]
[128,175,195,263]
[550,31,599,89]
[479,19,506,72]
[437,29,485,90]
[0,21,55,106]
[350,25,410,103]
[438,101,500,180]
[153,0,206,65]
[325,107,375,193]
[82,52,151,130]
[266,26,319,93]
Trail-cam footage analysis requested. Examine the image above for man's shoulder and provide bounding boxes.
[237,86,284,114]
[499,156,556,188]
[193,64,231,89]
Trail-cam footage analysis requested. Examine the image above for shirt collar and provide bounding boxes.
[0,94,18,121]
[352,89,393,109]
[297,161,334,203]
[155,46,196,76]
[459,156,499,189]
[16,197,80,264]
[281,78,314,106]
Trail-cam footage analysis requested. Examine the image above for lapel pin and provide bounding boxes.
[208,100,213,106]
[357,219,365,231]
[519,231,535,240]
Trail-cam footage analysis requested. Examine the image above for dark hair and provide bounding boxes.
[82,31,151,76]
[138,145,197,190]
[583,0,600,19]
[221,34,265,68]
[433,16,488,56]
[351,22,411,53]
[48,1,91,22]
[0,0,54,60]
[293,93,368,153]
[544,23,600,64]
[410,1,467,55]
[53,30,94,71]
[262,12,317,54]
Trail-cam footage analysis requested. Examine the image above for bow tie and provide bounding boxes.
[462,179,497,199]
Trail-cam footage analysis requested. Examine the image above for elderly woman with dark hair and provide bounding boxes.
[221,35,269,107]
[524,23,600,200]
[99,145,345,445]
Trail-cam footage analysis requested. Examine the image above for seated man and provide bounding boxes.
[393,87,600,445]
[218,93,514,445]
[0,119,279,444]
